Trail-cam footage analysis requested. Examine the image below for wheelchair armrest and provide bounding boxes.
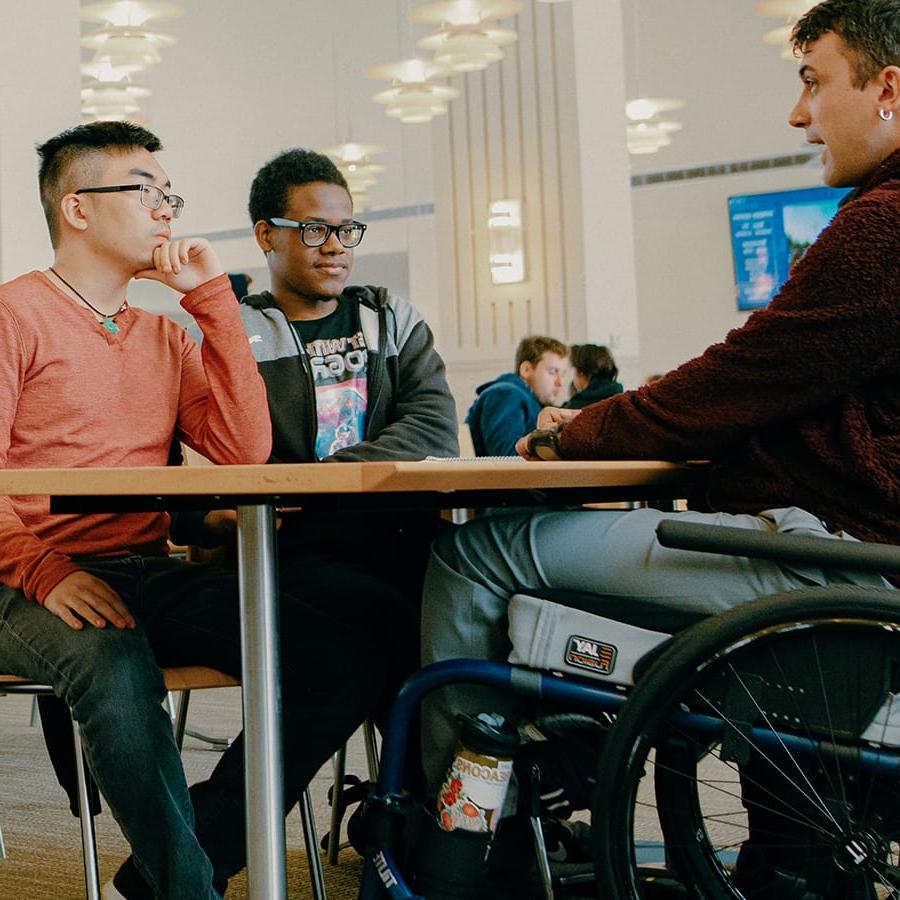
[656,519,900,574]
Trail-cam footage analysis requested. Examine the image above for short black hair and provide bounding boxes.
[248,148,349,224]
[36,120,162,247]
[793,0,900,87]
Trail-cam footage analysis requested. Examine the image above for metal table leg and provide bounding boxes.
[237,504,287,900]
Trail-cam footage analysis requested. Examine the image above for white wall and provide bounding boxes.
[0,1,80,280]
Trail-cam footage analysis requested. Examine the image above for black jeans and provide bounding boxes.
[190,547,402,886]
[24,552,402,894]
[1,556,240,898]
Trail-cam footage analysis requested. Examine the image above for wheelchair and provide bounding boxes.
[358,519,900,900]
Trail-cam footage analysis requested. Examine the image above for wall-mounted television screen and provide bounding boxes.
[728,185,851,311]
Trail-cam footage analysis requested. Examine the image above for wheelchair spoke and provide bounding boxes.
[692,676,843,833]
[591,589,900,900]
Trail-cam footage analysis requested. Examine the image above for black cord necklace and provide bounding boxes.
[49,267,128,335]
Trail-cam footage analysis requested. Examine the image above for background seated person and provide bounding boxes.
[466,335,568,456]
[420,3,900,892]
[562,343,623,409]
[226,271,252,298]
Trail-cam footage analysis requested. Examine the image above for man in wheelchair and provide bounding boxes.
[408,2,900,898]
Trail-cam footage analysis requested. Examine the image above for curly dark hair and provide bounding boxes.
[792,0,900,87]
[36,120,162,247]
[570,344,618,382]
[248,148,349,224]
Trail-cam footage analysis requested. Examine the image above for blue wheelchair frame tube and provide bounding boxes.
[359,658,900,899]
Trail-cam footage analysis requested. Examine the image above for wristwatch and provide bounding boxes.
[526,428,564,461]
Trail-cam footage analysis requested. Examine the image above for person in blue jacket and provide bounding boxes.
[466,335,568,456]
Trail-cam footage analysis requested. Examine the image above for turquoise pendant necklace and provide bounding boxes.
[49,267,127,334]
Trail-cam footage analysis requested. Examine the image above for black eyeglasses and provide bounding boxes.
[267,217,367,248]
[75,183,185,218]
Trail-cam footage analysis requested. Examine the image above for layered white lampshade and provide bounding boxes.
[365,58,459,124]
[409,0,521,72]
[81,27,175,70]
[79,0,182,122]
[625,97,685,155]
[81,79,151,116]
[409,0,522,27]
[320,142,388,200]
[417,26,516,73]
[80,1,183,27]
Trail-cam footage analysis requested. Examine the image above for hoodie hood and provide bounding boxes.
[473,371,531,397]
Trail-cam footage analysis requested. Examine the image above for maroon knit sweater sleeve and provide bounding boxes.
[559,182,900,463]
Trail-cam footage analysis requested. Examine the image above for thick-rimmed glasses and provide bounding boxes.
[267,217,367,248]
[75,183,185,218]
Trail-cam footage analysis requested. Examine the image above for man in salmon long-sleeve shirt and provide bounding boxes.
[0,121,390,900]
[0,120,263,899]
[419,1,900,895]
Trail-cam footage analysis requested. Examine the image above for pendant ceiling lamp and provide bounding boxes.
[80,80,150,116]
[625,0,685,156]
[365,58,459,124]
[81,27,175,70]
[756,1,816,59]
[80,1,183,27]
[79,0,182,122]
[625,98,684,155]
[80,0,180,74]
[409,0,521,73]
[417,26,516,73]
[320,142,388,202]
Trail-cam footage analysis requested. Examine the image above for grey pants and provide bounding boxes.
[420,506,891,789]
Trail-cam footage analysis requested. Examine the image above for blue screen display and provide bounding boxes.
[728,185,851,311]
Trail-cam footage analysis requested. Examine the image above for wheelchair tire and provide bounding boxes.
[590,586,900,899]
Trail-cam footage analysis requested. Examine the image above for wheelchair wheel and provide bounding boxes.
[591,586,900,899]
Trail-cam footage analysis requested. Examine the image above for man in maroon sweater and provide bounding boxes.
[420,0,900,891]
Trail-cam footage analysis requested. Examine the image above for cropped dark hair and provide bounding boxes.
[36,121,162,247]
[793,0,900,87]
[515,335,568,370]
[248,148,349,224]
[570,344,618,382]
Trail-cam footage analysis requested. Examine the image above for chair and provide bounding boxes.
[358,522,900,899]
[1,665,329,900]
[324,720,380,864]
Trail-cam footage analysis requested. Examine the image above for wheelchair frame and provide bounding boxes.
[358,521,900,900]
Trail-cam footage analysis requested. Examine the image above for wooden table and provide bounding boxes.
[0,458,704,899]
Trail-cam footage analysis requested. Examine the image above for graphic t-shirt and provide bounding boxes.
[291,299,368,460]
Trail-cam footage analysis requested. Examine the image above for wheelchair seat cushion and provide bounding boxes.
[507,592,705,686]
